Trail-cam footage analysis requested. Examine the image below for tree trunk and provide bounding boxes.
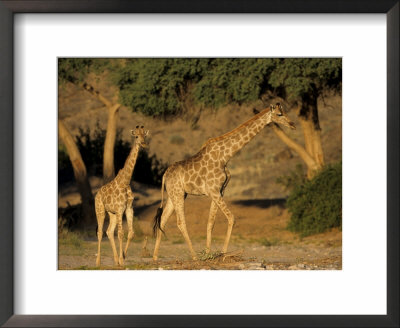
[272,124,320,177]
[103,104,121,183]
[272,91,325,179]
[312,128,324,167]
[298,90,325,177]
[58,120,95,227]
[80,82,121,183]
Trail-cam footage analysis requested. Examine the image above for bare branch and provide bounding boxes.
[271,123,320,173]
[81,82,115,108]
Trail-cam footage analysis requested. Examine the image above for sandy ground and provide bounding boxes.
[58,191,342,270]
[59,239,342,270]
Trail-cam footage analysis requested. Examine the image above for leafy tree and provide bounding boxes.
[114,58,276,115]
[115,58,207,116]
[114,58,341,178]
[268,58,342,177]
[192,58,275,107]
[59,58,122,183]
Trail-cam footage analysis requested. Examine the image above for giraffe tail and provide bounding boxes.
[159,173,165,209]
[153,174,166,238]
[152,207,164,238]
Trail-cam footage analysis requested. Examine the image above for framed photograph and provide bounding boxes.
[1,1,398,327]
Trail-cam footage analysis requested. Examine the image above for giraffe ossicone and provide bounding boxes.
[95,126,149,267]
[152,103,295,261]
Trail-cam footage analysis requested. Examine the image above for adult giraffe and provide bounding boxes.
[152,103,295,261]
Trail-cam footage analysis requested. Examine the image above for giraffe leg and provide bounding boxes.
[117,214,124,266]
[172,195,197,260]
[205,168,231,254]
[106,213,119,265]
[95,195,105,267]
[206,201,218,254]
[153,198,174,261]
[210,194,235,254]
[124,192,135,259]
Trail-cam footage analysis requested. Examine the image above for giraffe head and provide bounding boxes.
[270,103,296,130]
[131,125,149,148]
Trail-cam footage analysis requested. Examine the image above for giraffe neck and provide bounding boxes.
[116,143,140,186]
[218,108,272,161]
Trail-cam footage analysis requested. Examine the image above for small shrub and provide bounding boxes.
[59,230,83,249]
[198,250,224,261]
[286,162,342,237]
[58,203,82,231]
[259,238,279,247]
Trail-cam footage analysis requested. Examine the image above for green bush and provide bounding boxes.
[286,162,342,236]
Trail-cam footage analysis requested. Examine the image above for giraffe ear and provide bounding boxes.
[270,104,275,112]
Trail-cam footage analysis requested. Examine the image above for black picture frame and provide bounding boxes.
[0,1,398,327]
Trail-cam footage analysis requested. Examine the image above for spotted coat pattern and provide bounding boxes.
[153,103,296,260]
[95,126,149,267]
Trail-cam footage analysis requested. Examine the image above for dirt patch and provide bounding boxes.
[58,191,341,270]
[58,238,341,271]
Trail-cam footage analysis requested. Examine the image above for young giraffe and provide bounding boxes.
[152,103,295,261]
[95,126,149,267]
